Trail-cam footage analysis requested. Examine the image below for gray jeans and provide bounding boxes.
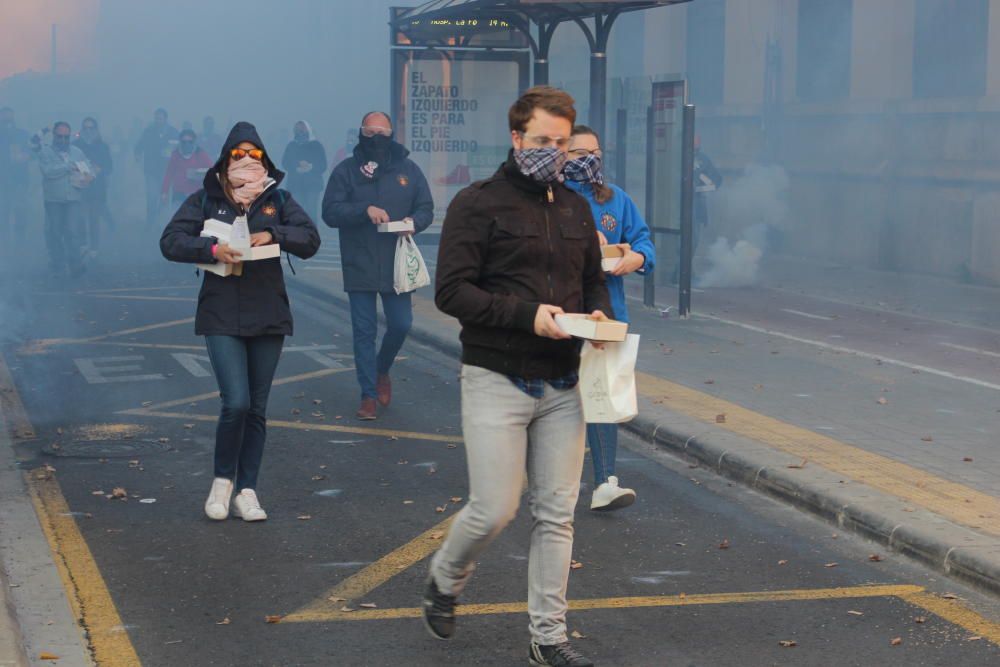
[430,364,586,645]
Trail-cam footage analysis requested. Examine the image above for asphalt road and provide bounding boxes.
[1,254,999,666]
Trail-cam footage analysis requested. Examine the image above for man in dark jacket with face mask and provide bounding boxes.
[322,111,434,421]
[281,120,327,224]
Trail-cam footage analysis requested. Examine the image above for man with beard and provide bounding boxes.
[73,117,113,254]
[39,121,92,277]
[134,108,178,225]
[0,107,31,250]
[322,111,433,420]
[281,120,327,223]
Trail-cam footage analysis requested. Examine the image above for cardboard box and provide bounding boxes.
[377,219,415,233]
[196,218,281,277]
[601,244,629,272]
[554,314,628,342]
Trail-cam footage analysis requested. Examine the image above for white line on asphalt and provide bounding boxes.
[781,308,834,321]
[939,342,1000,359]
[696,313,1000,392]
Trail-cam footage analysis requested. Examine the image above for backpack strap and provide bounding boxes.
[274,189,296,275]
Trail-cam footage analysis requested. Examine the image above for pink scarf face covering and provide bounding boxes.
[228,156,269,207]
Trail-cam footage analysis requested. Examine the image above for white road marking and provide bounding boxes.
[696,313,1000,392]
[781,308,834,321]
[74,356,166,384]
[939,342,1000,359]
[171,353,213,377]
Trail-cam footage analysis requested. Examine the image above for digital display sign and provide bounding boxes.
[391,7,528,48]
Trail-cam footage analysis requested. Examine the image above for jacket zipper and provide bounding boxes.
[544,186,554,302]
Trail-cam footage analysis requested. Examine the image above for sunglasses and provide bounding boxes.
[230,148,264,161]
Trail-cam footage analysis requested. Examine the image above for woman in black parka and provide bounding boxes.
[160,121,320,522]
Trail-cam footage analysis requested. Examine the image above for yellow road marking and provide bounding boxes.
[900,590,1000,644]
[29,473,142,665]
[0,353,36,440]
[135,411,464,443]
[117,366,359,413]
[636,373,1000,535]
[20,317,195,355]
[288,585,925,623]
[284,515,456,622]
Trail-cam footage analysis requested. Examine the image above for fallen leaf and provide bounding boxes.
[967,636,982,641]
[311,475,326,481]
[435,506,447,513]
[847,610,864,616]
[297,515,312,521]
[311,412,325,418]
[141,401,153,407]
[877,397,888,405]
[184,423,195,429]
[570,630,586,639]
[158,437,169,443]
[921,436,933,442]
[704,379,715,385]
[778,560,788,566]
[428,467,437,475]
[778,640,797,648]
[447,444,458,449]
[890,637,902,646]
[388,436,399,441]
[91,490,104,496]
[963,457,974,462]
[429,531,445,540]
[216,617,231,625]
[450,497,463,503]
[359,603,377,609]
[339,606,354,613]
[112,487,127,499]
[719,539,730,550]
[824,562,839,568]
[264,615,282,624]
[868,554,884,562]
[328,597,346,603]
[290,408,301,415]
[941,593,960,600]
[915,616,927,624]
[397,459,409,465]
[715,414,726,423]
[403,500,414,505]
[787,459,808,469]
[570,560,584,570]
[313,399,323,405]
[39,652,60,660]
[675,542,686,547]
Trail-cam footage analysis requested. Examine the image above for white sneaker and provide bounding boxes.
[590,476,636,511]
[205,477,233,520]
[231,489,268,522]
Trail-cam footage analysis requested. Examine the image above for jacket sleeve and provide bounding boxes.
[322,162,369,228]
[161,153,177,195]
[434,188,539,333]
[269,192,321,259]
[159,192,216,264]
[409,164,435,233]
[620,190,655,274]
[38,148,72,179]
[581,206,613,316]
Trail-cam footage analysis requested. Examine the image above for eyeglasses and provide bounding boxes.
[230,148,264,161]
[518,133,570,150]
[567,148,602,159]
[361,125,392,137]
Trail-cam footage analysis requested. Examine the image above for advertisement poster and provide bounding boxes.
[393,50,529,220]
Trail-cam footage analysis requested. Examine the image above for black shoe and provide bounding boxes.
[422,575,457,640]
[529,641,594,666]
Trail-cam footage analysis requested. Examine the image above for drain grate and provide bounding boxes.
[49,439,171,458]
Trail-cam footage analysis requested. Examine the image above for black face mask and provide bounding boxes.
[358,132,392,164]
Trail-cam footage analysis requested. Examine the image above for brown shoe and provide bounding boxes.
[376,374,392,407]
[357,398,377,421]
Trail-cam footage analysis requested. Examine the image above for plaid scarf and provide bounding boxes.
[564,153,604,185]
[514,147,567,184]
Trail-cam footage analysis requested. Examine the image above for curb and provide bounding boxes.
[289,277,1000,598]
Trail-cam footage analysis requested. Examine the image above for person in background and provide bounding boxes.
[134,108,178,225]
[565,124,655,512]
[332,129,357,165]
[39,121,92,277]
[161,129,213,205]
[73,117,113,254]
[160,121,321,522]
[0,106,31,250]
[426,86,609,667]
[281,120,327,223]
[322,111,433,421]
[692,135,722,257]
[200,116,223,157]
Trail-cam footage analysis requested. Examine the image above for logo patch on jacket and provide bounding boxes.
[361,161,378,179]
[601,212,618,233]
[397,174,409,187]
[262,203,277,217]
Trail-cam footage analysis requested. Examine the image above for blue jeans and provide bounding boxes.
[43,201,84,272]
[586,423,619,485]
[347,291,412,400]
[204,335,284,491]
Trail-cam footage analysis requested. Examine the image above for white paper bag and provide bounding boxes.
[579,334,640,423]
[393,234,431,294]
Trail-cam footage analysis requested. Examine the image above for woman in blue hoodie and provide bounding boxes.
[565,125,655,511]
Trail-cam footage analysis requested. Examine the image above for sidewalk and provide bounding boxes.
[290,253,1000,597]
